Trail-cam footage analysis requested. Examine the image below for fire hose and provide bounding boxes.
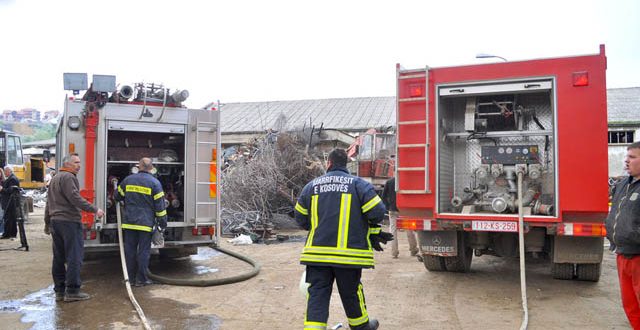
[113,181,261,327]
[517,170,529,330]
[147,246,261,287]
[116,202,152,330]
[111,178,260,287]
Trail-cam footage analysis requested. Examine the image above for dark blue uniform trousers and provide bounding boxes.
[51,221,84,294]
[123,229,152,284]
[305,265,371,329]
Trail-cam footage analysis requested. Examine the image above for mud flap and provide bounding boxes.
[553,236,604,264]
[418,231,458,256]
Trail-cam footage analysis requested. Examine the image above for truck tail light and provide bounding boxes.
[557,223,606,237]
[397,218,437,231]
[192,226,215,236]
[572,71,589,86]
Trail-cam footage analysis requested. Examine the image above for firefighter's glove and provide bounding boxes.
[152,228,165,246]
[370,231,394,252]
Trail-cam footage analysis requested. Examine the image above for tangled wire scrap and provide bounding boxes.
[220,130,325,239]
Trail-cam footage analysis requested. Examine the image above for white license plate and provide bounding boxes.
[472,220,518,232]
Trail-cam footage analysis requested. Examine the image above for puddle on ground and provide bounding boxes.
[190,246,223,261]
[194,265,220,275]
[0,254,223,329]
[0,285,56,330]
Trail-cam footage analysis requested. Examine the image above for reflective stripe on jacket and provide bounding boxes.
[116,171,167,232]
[294,167,386,268]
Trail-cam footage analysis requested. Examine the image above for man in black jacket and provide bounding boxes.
[0,166,20,239]
[606,141,640,329]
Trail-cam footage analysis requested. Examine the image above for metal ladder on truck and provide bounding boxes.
[194,117,220,241]
[395,64,431,194]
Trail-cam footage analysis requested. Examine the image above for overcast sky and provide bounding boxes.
[0,0,638,111]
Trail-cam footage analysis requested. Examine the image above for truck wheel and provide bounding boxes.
[576,263,601,282]
[552,262,575,280]
[423,255,446,271]
[444,246,473,272]
[443,232,472,272]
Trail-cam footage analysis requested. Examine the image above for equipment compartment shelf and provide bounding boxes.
[106,161,184,165]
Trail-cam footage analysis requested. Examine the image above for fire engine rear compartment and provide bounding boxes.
[436,79,557,218]
[101,127,188,244]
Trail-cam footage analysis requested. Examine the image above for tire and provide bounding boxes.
[576,263,601,282]
[444,246,473,272]
[423,255,447,271]
[443,232,472,272]
[552,262,575,280]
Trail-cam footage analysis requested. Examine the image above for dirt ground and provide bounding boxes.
[0,208,632,329]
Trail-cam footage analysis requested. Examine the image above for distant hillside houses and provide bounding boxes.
[1,109,60,123]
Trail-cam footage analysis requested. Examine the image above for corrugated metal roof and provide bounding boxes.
[608,87,640,123]
[220,97,395,133]
[218,87,638,133]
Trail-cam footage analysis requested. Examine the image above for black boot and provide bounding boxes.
[366,319,379,330]
[352,319,379,330]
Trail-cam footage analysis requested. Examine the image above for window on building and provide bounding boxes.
[608,131,635,144]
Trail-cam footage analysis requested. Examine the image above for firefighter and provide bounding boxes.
[294,148,392,330]
[116,157,167,287]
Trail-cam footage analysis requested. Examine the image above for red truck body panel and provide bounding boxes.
[396,45,608,228]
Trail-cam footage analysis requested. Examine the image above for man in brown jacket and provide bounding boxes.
[45,153,104,302]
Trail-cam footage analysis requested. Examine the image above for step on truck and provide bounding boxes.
[395,45,608,281]
[59,73,220,257]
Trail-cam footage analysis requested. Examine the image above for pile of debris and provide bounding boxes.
[220,130,325,240]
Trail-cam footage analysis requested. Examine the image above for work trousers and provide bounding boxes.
[124,229,153,284]
[1,204,17,238]
[0,207,4,235]
[51,221,84,294]
[304,265,371,330]
[617,254,640,329]
[389,210,418,258]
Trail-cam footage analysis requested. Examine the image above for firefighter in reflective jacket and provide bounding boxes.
[294,149,391,330]
[116,157,167,286]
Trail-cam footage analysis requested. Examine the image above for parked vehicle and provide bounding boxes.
[59,74,220,256]
[395,45,608,281]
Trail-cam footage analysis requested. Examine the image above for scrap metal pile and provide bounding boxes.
[220,130,325,239]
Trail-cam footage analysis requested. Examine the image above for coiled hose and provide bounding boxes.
[148,245,261,287]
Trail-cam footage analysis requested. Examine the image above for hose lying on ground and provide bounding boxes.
[117,203,152,330]
[148,245,261,287]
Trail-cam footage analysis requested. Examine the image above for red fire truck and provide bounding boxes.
[58,74,220,257]
[395,45,608,281]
